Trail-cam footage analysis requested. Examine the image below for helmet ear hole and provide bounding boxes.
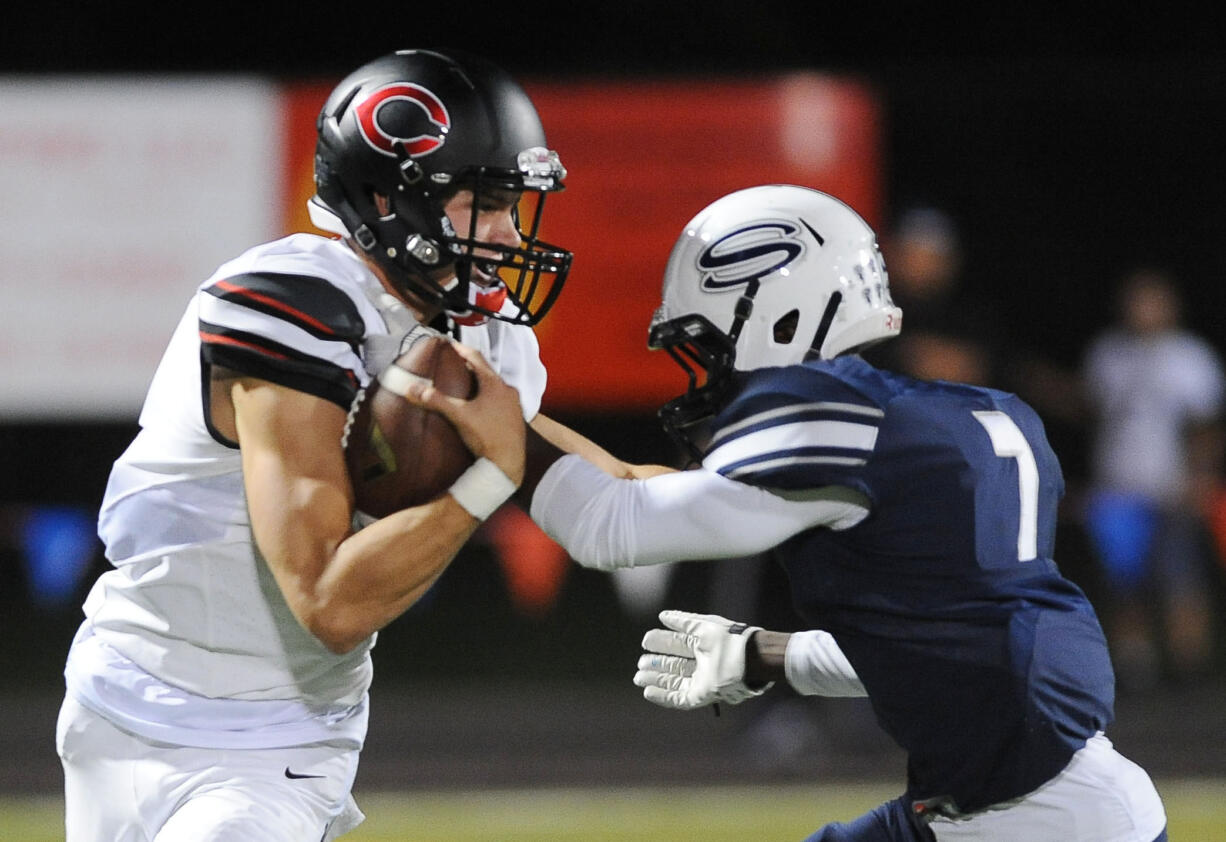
[773,309,800,344]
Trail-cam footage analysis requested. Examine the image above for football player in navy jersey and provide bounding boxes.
[493,185,1168,841]
[56,49,661,841]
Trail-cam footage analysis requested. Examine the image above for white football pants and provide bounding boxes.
[57,696,365,841]
[928,733,1166,842]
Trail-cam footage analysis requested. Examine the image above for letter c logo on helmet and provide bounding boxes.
[355,83,451,158]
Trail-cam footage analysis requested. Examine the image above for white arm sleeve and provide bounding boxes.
[784,630,866,697]
[529,454,869,570]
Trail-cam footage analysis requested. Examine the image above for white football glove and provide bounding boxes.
[633,610,774,711]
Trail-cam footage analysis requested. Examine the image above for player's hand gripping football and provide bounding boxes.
[634,610,774,711]
[400,340,526,486]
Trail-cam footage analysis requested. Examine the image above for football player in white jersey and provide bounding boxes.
[56,49,658,841]
[423,185,1166,841]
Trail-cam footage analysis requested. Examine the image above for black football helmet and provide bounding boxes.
[312,49,572,326]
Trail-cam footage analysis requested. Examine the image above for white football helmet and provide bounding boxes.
[648,185,902,454]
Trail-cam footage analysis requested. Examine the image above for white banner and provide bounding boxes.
[0,77,282,419]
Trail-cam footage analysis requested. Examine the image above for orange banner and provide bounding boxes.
[282,75,881,412]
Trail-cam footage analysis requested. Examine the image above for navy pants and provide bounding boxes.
[802,796,1168,842]
[804,797,934,842]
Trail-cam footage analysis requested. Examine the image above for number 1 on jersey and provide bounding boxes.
[972,410,1038,561]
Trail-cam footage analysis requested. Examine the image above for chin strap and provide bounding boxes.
[725,279,760,347]
[308,193,460,315]
[808,290,842,358]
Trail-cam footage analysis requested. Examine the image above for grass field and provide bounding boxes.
[4,779,1223,840]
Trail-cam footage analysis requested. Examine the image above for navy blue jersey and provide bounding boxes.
[704,355,1114,814]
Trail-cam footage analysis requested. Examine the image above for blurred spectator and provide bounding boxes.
[865,205,1001,386]
[1081,266,1224,691]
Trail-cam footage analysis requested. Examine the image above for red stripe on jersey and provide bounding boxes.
[214,279,337,336]
[199,331,291,360]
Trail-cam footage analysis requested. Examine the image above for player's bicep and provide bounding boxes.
[231,378,353,601]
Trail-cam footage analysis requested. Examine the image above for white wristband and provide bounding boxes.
[449,457,518,521]
[784,630,866,698]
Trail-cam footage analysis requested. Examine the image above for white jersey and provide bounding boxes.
[66,233,546,748]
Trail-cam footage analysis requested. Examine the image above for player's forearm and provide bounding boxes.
[530,455,865,570]
[519,415,674,506]
[744,630,790,687]
[529,455,726,568]
[741,628,867,697]
[242,460,466,653]
[309,495,479,653]
[781,630,866,697]
[529,414,626,474]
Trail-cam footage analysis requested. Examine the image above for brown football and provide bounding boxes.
[343,335,476,519]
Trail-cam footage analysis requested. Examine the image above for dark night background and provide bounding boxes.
[3,0,1226,794]
[3,10,1222,466]
[5,3,1224,371]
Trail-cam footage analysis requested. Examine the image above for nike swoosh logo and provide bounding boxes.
[284,767,325,780]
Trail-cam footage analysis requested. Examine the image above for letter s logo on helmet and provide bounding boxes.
[697,222,805,291]
[650,186,903,459]
[355,83,450,158]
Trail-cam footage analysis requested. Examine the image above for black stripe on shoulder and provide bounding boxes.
[204,272,365,351]
[200,321,359,410]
